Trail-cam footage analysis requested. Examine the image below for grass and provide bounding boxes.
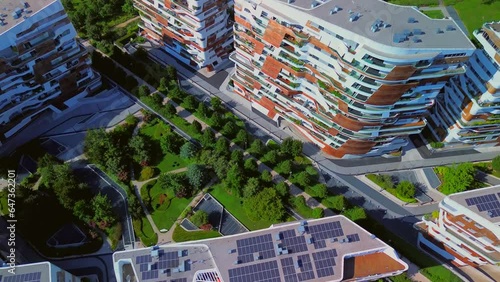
[0,191,8,215]
[133,217,157,246]
[366,174,417,203]
[106,222,123,250]
[443,0,500,35]
[421,9,445,19]
[172,224,221,242]
[387,0,439,6]
[474,162,500,178]
[141,180,192,231]
[290,196,319,219]
[209,183,276,230]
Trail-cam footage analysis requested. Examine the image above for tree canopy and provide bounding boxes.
[438,163,476,195]
[396,181,416,199]
[190,211,209,227]
[244,188,285,222]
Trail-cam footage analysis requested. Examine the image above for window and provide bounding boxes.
[318,25,324,31]
[244,8,250,13]
[314,46,321,51]
[261,11,268,18]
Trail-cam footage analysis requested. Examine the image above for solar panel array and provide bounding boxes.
[236,234,275,263]
[141,270,158,280]
[1,272,42,282]
[313,239,326,249]
[312,249,337,278]
[228,260,280,282]
[281,229,308,253]
[136,250,185,281]
[308,221,344,240]
[170,278,187,282]
[346,233,360,242]
[297,254,316,281]
[465,193,500,218]
[281,257,299,282]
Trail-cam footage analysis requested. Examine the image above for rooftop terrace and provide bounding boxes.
[263,0,475,49]
[0,0,56,35]
[113,216,407,282]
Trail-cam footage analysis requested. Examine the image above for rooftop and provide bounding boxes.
[262,0,475,49]
[448,186,500,224]
[113,216,407,282]
[0,0,56,35]
[0,261,51,282]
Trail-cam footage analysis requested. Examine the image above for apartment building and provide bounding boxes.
[0,261,81,282]
[415,186,500,267]
[113,216,408,282]
[230,0,475,158]
[430,22,500,146]
[0,0,101,145]
[134,0,234,71]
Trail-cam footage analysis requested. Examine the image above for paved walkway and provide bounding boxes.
[419,0,451,18]
[114,16,140,29]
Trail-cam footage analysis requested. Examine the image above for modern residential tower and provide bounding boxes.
[113,216,408,282]
[0,0,101,145]
[133,0,234,71]
[230,0,475,158]
[430,22,500,147]
[415,186,500,267]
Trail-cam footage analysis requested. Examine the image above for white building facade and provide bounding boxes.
[134,0,234,71]
[230,0,475,158]
[0,0,101,144]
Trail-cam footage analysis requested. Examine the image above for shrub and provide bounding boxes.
[492,155,500,171]
[430,142,444,149]
[396,180,415,199]
[140,166,155,181]
[125,114,138,125]
[190,210,209,227]
[312,208,324,219]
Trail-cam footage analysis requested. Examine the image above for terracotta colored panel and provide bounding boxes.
[332,114,364,131]
[495,53,500,65]
[366,82,418,105]
[487,82,498,94]
[262,20,289,48]
[343,252,406,280]
[261,56,282,79]
[235,16,252,30]
[164,0,172,9]
[305,20,320,32]
[385,65,417,81]
[328,128,339,136]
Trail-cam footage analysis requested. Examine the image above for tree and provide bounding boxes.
[198,149,217,165]
[214,138,230,157]
[261,170,273,183]
[262,150,279,165]
[235,129,249,148]
[84,128,113,166]
[310,184,328,199]
[151,93,163,106]
[230,150,244,166]
[213,158,230,179]
[492,155,500,171]
[91,193,115,227]
[275,181,289,198]
[201,128,216,147]
[129,135,151,164]
[342,207,367,222]
[183,95,198,110]
[158,77,168,93]
[312,208,324,219]
[187,164,206,189]
[105,146,125,175]
[73,200,91,222]
[281,137,295,156]
[160,133,181,154]
[128,194,143,219]
[396,181,416,199]
[323,195,347,211]
[137,85,150,97]
[210,112,223,128]
[180,142,198,159]
[248,139,265,156]
[440,163,476,195]
[276,160,292,175]
[190,120,202,134]
[243,177,261,198]
[140,166,155,180]
[190,211,209,227]
[222,121,238,138]
[197,102,209,117]
[244,188,285,222]
[293,171,311,188]
[210,97,222,111]
[291,140,303,157]
[166,66,177,81]
[158,173,184,192]
[244,158,258,174]
[169,85,183,100]
[225,163,245,196]
[164,103,177,118]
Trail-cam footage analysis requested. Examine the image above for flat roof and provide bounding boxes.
[448,186,500,224]
[0,0,56,35]
[0,261,51,282]
[114,216,405,282]
[262,0,475,49]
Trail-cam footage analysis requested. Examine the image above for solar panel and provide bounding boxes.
[280,229,308,253]
[312,249,337,278]
[297,254,316,281]
[313,239,326,249]
[228,260,280,282]
[236,234,275,263]
[465,193,500,218]
[346,234,360,242]
[308,221,344,241]
[281,257,298,282]
[3,272,42,282]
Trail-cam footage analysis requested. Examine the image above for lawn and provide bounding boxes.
[366,174,417,203]
[0,191,8,215]
[172,224,221,242]
[388,0,439,6]
[133,217,157,247]
[209,183,276,230]
[140,122,187,173]
[421,9,445,19]
[141,180,192,231]
[444,0,500,35]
